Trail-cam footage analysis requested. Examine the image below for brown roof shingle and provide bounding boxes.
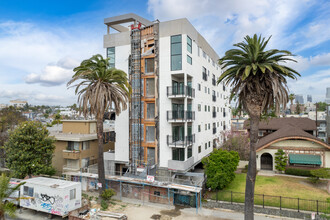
[244,117,316,131]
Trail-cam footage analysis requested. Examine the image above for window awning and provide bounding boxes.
[289,154,321,165]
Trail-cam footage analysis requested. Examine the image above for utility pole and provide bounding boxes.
[316,102,318,137]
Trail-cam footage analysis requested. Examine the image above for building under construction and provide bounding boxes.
[103,13,231,178]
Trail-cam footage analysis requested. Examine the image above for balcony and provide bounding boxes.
[167,86,195,99]
[63,165,80,172]
[212,95,216,102]
[167,111,195,122]
[62,150,80,160]
[168,156,194,172]
[212,111,216,118]
[213,128,217,134]
[318,127,326,132]
[167,134,195,147]
[212,78,216,86]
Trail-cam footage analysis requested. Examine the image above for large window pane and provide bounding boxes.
[171,35,182,43]
[187,55,192,65]
[172,148,184,161]
[107,47,115,68]
[146,78,155,97]
[145,58,154,74]
[187,36,192,53]
[146,126,155,142]
[171,43,182,55]
[171,55,182,71]
[146,103,155,119]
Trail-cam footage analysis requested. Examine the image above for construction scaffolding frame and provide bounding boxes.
[129,26,143,174]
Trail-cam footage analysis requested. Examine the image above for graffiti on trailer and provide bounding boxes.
[40,194,56,205]
[41,203,52,212]
[51,209,61,215]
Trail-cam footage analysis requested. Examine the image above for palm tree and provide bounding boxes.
[217,34,300,220]
[289,93,295,106]
[67,54,130,195]
[0,174,25,220]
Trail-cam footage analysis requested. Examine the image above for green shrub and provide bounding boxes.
[241,164,248,173]
[101,200,108,211]
[284,168,312,177]
[100,189,116,201]
[309,168,330,184]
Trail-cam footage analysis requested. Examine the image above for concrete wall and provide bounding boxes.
[62,121,96,134]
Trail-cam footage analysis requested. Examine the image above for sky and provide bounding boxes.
[0,0,330,106]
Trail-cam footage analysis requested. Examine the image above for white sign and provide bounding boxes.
[147,175,155,182]
[97,183,102,188]
[311,213,315,220]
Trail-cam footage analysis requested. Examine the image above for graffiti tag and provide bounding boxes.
[40,194,55,205]
[41,203,52,212]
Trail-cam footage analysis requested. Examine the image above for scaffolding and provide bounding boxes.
[129,27,143,174]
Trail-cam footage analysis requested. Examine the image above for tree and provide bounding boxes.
[289,94,295,106]
[309,168,330,184]
[296,101,301,114]
[0,174,25,220]
[202,149,239,190]
[221,131,250,160]
[316,102,327,111]
[5,121,56,178]
[67,54,130,195]
[218,34,300,219]
[274,149,287,172]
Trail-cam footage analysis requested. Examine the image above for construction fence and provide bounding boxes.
[67,173,202,213]
[212,190,330,215]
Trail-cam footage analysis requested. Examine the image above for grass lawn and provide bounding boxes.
[207,173,329,212]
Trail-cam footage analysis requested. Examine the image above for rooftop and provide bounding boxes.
[23,177,80,189]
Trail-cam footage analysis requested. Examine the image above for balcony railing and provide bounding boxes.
[167,86,195,98]
[167,111,195,121]
[168,156,194,171]
[62,150,80,160]
[212,112,216,118]
[213,128,217,134]
[212,78,216,86]
[212,95,216,102]
[167,134,195,147]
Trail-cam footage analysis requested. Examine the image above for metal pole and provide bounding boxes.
[168,187,170,206]
[200,191,202,210]
[280,196,281,210]
[142,183,144,205]
[317,200,319,215]
[231,191,233,204]
[216,190,218,202]
[196,192,198,214]
[263,194,264,208]
[120,181,122,201]
[298,198,300,212]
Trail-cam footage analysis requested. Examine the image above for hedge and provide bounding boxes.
[285,168,312,177]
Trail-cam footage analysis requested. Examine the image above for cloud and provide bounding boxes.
[25,57,80,86]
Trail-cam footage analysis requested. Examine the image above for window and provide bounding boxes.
[198,46,200,56]
[205,143,207,150]
[198,83,201,91]
[198,125,201,132]
[198,146,201,153]
[187,36,192,53]
[203,51,206,58]
[188,147,192,158]
[146,78,155,97]
[208,123,210,129]
[204,105,207,112]
[204,86,207,93]
[146,103,155,119]
[23,186,34,197]
[146,126,155,142]
[258,131,264,137]
[68,141,79,151]
[82,141,90,150]
[208,106,210,112]
[205,124,207,130]
[154,191,160,196]
[171,35,182,71]
[208,88,210,94]
[208,141,211,148]
[145,58,154,74]
[187,55,192,64]
[70,189,76,200]
[198,104,201,111]
[107,47,115,68]
[202,67,207,81]
[217,122,219,127]
[81,157,90,168]
[172,148,184,161]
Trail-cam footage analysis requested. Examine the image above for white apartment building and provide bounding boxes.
[103,14,231,175]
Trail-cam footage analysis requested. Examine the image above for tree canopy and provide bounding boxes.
[202,149,239,190]
[5,121,55,178]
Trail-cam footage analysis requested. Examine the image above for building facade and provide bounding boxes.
[295,94,304,104]
[103,14,231,176]
[326,87,330,104]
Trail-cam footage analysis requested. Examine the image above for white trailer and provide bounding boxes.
[20,177,82,217]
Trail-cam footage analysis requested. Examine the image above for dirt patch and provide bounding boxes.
[300,179,328,191]
[160,206,183,217]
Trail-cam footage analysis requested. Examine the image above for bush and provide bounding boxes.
[101,200,108,211]
[285,168,312,177]
[309,168,330,184]
[241,164,248,173]
[100,189,116,201]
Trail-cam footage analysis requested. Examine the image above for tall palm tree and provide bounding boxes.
[0,174,25,220]
[289,93,295,106]
[68,54,130,195]
[218,34,300,220]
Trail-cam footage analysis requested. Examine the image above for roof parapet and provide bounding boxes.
[104,13,153,33]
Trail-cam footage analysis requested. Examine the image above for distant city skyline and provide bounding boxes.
[295,94,304,104]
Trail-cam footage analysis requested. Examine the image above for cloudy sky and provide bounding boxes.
[0,0,329,106]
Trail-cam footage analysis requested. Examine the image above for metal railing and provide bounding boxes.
[167,86,195,98]
[212,191,330,215]
[186,87,195,98]
[167,134,195,147]
[167,111,195,121]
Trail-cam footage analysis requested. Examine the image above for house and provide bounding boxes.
[9,100,27,108]
[103,13,231,176]
[244,117,330,170]
[50,120,115,175]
